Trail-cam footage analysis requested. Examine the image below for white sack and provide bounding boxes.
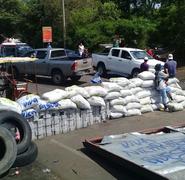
[101,82,122,92]
[142,80,154,88]
[65,85,89,98]
[174,95,185,103]
[42,89,68,102]
[127,82,136,89]
[125,109,141,117]
[131,87,143,94]
[85,86,108,97]
[110,97,126,106]
[180,100,185,108]
[71,95,91,109]
[22,108,37,119]
[170,83,182,89]
[151,103,164,110]
[149,69,155,73]
[138,71,155,80]
[0,97,22,114]
[167,78,180,85]
[110,112,124,119]
[168,103,183,112]
[109,77,130,87]
[140,97,152,105]
[120,90,133,98]
[136,90,151,99]
[111,105,127,114]
[124,95,140,104]
[126,102,141,110]
[170,87,185,96]
[130,78,143,87]
[16,94,40,110]
[38,100,60,111]
[58,99,77,109]
[141,105,153,113]
[87,96,105,106]
[105,92,121,100]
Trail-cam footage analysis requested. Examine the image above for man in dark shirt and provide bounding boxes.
[164,54,177,78]
[140,57,149,72]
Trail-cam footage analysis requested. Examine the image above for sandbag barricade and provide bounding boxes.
[28,106,107,140]
[1,71,185,141]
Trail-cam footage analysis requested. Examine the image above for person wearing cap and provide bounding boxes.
[140,57,149,72]
[164,54,177,78]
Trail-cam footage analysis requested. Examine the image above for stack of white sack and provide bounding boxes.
[137,71,158,112]
[167,77,185,111]
[15,74,185,122]
[107,78,142,118]
[105,79,125,118]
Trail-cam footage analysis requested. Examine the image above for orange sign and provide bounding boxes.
[42,26,52,43]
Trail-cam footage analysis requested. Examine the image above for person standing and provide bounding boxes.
[164,54,177,78]
[146,48,154,57]
[140,57,149,72]
[113,34,121,47]
[154,64,173,111]
[78,42,85,56]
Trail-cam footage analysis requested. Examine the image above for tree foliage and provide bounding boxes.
[0,0,185,64]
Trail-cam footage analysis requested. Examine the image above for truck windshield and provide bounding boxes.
[1,45,16,56]
[0,44,33,57]
[130,51,153,60]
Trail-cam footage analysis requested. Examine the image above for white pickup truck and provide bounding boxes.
[92,47,164,77]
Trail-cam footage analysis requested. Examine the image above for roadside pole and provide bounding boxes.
[62,0,66,48]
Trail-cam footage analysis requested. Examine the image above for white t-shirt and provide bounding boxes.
[78,44,84,56]
[158,71,168,90]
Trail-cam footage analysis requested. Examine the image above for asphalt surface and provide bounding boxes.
[1,67,185,180]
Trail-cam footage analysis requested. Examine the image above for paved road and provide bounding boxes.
[28,66,185,95]
[1,67,185,180]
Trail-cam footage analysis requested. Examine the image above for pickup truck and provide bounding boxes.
[92,47,164,78]
[8,48,92,84]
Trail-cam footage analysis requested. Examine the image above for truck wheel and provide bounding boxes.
[0,127,17,176]
[70,76,81,82]
[52,70,66,85]
[131,69,140,78]
[97,63,107,77]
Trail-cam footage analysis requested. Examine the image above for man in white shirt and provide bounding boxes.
[154,64,173,111]
[78,42,85,56]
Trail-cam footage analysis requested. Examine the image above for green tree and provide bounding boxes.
[0,0,26,41]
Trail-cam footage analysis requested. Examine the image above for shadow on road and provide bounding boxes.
[23,76,88,86]
[80,148,150,180]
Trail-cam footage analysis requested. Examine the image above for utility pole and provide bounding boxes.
[62,0,66,48]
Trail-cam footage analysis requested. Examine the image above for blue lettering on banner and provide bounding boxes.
[23,98,39,108]
[22,109,37,119]
[39,102,60,111]
[120,136,185,165]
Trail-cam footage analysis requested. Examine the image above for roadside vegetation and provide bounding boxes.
[0,0,185,64]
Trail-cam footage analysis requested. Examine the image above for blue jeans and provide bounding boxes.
[159,86,171,106]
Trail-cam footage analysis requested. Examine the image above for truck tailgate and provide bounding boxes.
[74,57,92,72]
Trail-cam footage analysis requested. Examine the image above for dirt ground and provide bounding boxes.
[1,66,185,180]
